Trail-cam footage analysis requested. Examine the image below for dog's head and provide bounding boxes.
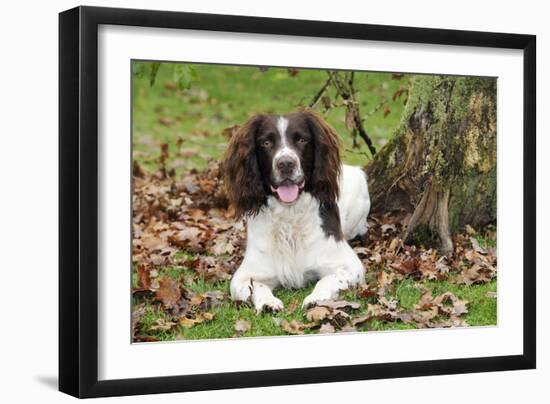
[223,109,342,218]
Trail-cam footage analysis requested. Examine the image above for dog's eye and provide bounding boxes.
[297,137,307,145]
[262,140,272,148]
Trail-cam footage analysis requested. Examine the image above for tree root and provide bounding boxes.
[403,184,453,256]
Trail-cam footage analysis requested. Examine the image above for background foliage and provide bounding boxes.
[132,61,408,171]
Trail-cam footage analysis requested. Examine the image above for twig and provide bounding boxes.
[309,77,332,108]
[364,98,389,119]
[344,148,371,159]
[329,71,377,156]
[353,112,377,156]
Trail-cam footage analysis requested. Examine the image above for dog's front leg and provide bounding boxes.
[231,277,284,313]
[302,247,364,308]
[302,270,350,308]
[230,254,283,313]
[250,280,284,313]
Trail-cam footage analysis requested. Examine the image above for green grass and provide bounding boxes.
[131,62,497,341]
[135,263,497,341]
[395,279,422,310]
[424,280,497,326]
[132,62,409,172]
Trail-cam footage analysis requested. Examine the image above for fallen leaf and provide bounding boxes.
[179,312,215,328]
[470,237,487,254]
[133,335,160,343]
[315,300,361,311]
[377,271,394,289]
[287,68,300,77]
[131,305,146,338]
[234,319,251,336]
[389,257,419,275]
[457,263,495,285]
[179,317,198,328]
[358,284,377,299]
[329,310,350,327]
[179,148,199,157]
[155,277,181,308]
[285,299,299,314]
[319,323,336,333]
[433,292,469,316]
[150,318,177,331]
[279,319,315,335]
[352,314,372,326]
[140,232,167,251]
[159,116,175,127]
[379,296,398,310]
[388,238,400,253]
[338,324,357,333]
[306,306,331,322]
[136,263,152,289]
[210,237,235,255]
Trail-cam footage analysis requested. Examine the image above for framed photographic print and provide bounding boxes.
[59,6,536,398]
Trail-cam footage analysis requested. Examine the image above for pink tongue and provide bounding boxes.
[276,184,299,203]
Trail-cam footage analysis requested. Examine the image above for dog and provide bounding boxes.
[223,109,370,312]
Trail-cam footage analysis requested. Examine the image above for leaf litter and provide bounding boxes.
[132,143,497,340]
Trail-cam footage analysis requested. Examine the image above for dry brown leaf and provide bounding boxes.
[352,314,372,326]
[132,305,147,338]
[155,277,181,308]
[279,319,315,335]
[377,271,394,289]
[470,237,487,254]
[210,237,235,255]
[150,318,177,331]
[319,323,336,333]
[316,300,360,310]
[179,312,215,329]
[389,257,419,275]
[234,319,251,336]
[306,306,331,323]
[433,292,468,316]
[140,232,167,251]
[136,263,152,289]
[285,299,299,314]
[388,238,400,253]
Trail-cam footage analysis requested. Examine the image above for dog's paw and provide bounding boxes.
[255,296,284,314]
[302,292,332,309]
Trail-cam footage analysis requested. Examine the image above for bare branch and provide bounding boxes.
[328,71,377,156]
[309,77,332,108]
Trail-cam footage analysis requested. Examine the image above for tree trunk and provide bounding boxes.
[366,75,497,255]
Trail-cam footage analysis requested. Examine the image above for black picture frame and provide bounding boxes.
[59,5,536,398]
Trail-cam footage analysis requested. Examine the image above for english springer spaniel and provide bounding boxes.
[224,109,370,312]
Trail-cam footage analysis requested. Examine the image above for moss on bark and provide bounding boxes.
[366,75,497,253]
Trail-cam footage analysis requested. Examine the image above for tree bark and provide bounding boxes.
[366,75,497,255]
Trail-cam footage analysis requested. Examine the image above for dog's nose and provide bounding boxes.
[276,157,296,174]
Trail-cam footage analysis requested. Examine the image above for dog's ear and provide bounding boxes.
[223,114,267,218]
[303,109,342,205]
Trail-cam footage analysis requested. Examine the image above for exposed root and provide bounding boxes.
[403,184,453,256]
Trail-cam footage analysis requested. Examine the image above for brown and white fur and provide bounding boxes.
[223,109,370,312]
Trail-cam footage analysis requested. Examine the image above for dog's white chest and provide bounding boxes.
[270,209,308,256]
[256,194,324,288]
